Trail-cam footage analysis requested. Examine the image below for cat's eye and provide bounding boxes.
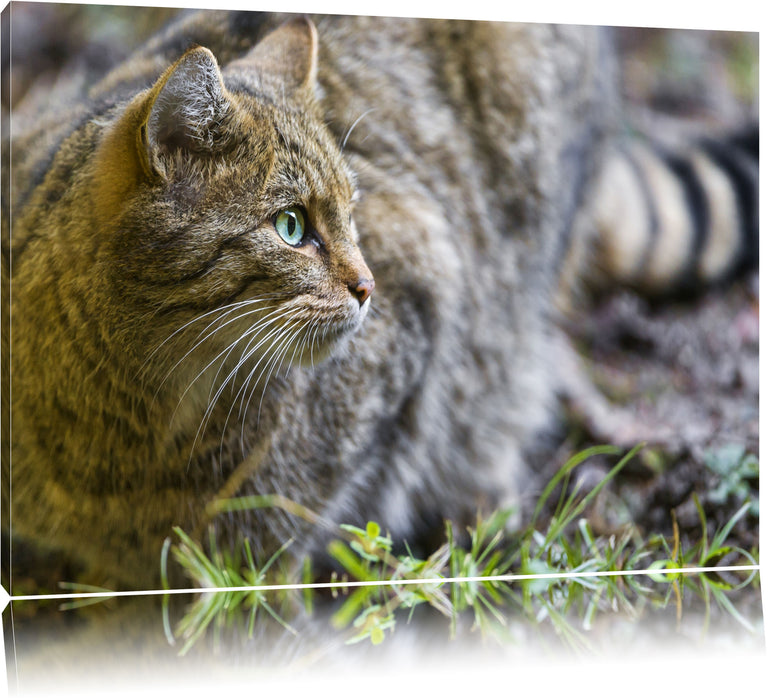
[274,206,307,246]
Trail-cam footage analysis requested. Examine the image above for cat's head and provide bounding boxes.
[91,18,373,398]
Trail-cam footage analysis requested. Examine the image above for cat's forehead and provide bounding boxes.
[257,103,355,207]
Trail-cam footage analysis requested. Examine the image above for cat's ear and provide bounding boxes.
[92,46,229,217]
[223,16,318,97]
[141,46,230,171]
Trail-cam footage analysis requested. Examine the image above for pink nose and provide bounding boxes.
[349,277,375,305]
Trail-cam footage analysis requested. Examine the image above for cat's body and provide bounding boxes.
[2,9,757,588]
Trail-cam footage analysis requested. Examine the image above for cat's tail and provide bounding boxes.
[559,123,758,305]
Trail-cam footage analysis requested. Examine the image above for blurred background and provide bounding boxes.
[2,2,759,124]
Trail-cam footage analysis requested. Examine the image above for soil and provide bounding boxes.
[558,273,759,555]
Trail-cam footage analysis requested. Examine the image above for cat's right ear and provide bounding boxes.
[222,17,318,99]
[138,46,230,178]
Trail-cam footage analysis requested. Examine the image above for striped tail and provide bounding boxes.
[561,124,758,305]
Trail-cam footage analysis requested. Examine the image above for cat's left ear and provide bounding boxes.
[140,46,230,175]
[223,16,319,96]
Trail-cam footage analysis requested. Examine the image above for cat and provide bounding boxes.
[1,8,758,590]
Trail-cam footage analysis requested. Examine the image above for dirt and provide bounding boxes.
[559,273,759,554]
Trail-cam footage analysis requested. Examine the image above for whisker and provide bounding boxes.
[219,315,303,462]
[235,318,307,457]
[244,319,309,445]
[341,108,375,151]
[236,319,299,419]
[144,294,281,363]
[287,316,315,378]
[202,306,299,406]
[297,319,316,371]
[138,294,281,382]
[230,315,303,434]
[190,307,295,419]
[309,322,320,367]
[171,305,295,430]
[188,308,302,465]
[152,299,278,400]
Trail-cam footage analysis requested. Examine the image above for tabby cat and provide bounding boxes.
[1,8,757,589]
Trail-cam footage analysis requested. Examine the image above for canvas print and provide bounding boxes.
[0,2,761,693]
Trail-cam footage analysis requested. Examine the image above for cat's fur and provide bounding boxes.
[2,9,757,589]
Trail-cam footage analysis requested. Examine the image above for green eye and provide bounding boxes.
[274,207,306,246]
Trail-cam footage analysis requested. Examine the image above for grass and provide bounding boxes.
[159,444,761,654]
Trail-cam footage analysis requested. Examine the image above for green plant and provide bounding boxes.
[647,495,759,633]
[160,444,761,653]
[161,526,298,655]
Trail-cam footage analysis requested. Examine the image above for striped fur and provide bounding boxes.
[561,125,758,303]
[2,8,758,589]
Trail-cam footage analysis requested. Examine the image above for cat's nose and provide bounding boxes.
[349,277,375,306]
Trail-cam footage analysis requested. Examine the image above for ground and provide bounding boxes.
[558,274,759,554]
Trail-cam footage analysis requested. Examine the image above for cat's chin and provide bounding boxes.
[299,300,370,368]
